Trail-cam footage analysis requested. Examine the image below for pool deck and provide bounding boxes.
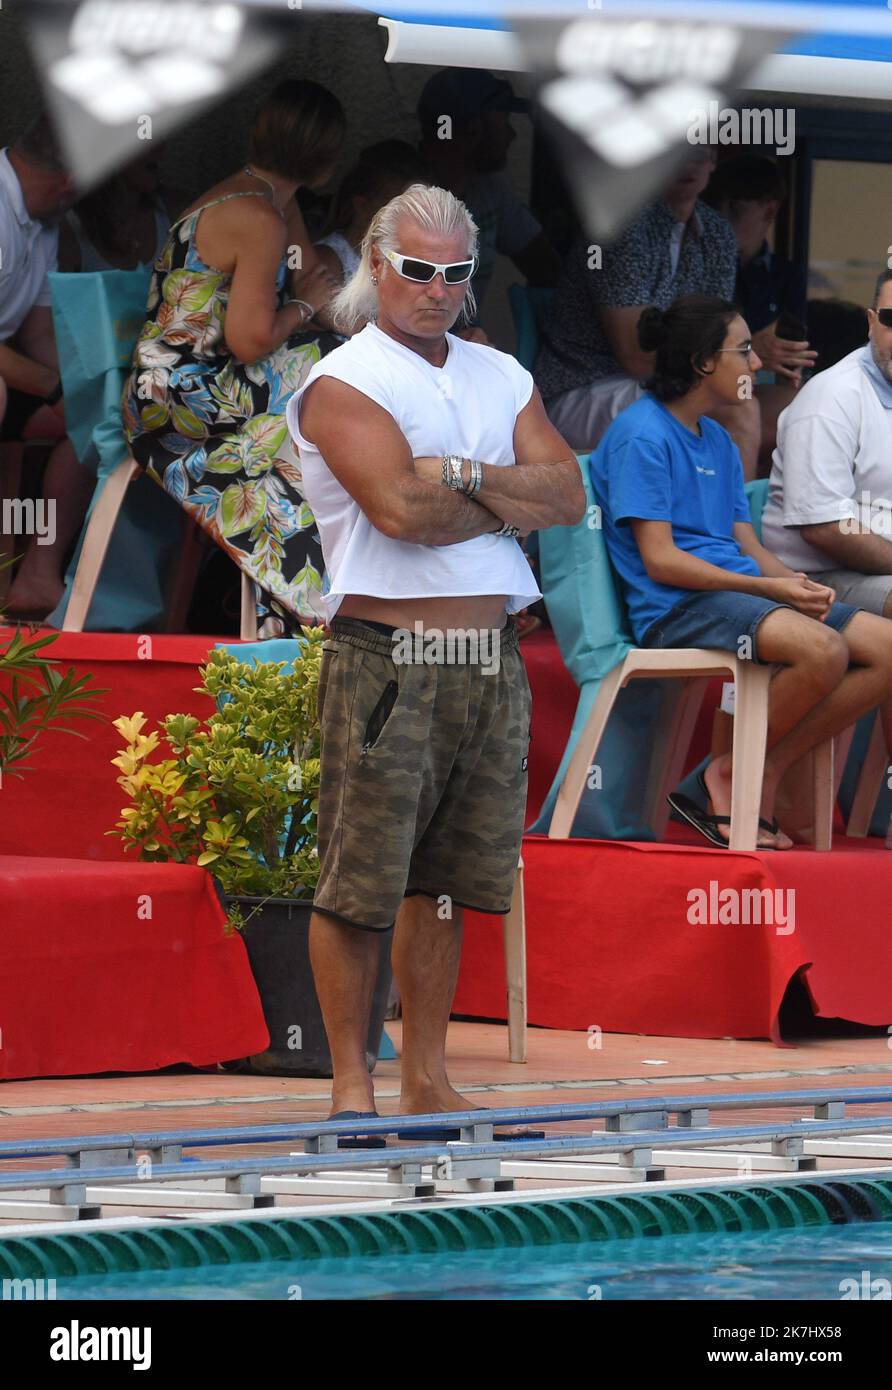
[3,1022,892,1228]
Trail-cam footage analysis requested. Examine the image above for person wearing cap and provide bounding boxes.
[761,268,892,620]
[534,150,761,478]
[417,68,560,321]
[0,115,94,619]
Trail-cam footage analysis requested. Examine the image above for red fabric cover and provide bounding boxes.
[0,856,268,1079]
[0,627,574,856]
[0,629,220,861]
[455,833,892,1041]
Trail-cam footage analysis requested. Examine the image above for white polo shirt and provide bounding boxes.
[286,322,542,621]
[0,148,58,343]
[761,345,892,572]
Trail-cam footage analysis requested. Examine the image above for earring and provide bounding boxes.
[372,276,378,285]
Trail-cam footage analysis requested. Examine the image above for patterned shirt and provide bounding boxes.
[534,199,737,401]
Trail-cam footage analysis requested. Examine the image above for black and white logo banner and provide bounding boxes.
[23,0,296,191]
[514,12,799,243]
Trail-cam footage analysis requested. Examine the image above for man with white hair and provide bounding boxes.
[287,183,584,1135]
[762,269,892,621]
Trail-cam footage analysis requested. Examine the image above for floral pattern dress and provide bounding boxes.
[122,190,336,633]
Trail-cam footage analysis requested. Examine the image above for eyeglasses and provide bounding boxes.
[876,309,892,328]
[382,248,476,285]
[716,343,757,359]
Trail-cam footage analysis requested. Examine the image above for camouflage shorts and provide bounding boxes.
[313,616,532,931]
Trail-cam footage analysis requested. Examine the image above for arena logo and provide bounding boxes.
[686,881,795,935]
[538,20,741,170]
[687,102,796,156]
[48,1,245,124]
[392,622,501,676]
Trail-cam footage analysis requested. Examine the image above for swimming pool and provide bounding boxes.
[3,1172,892,1301]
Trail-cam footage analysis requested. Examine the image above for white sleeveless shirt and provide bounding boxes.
[286,322,542,620]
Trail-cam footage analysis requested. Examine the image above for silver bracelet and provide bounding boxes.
[493,520,520,538]
[466,458,483,497]
[442,454,465,490]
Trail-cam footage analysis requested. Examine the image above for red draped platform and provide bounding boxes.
[0,856,267,1080]
[455,832,892,1043]
[1,625,890,1072]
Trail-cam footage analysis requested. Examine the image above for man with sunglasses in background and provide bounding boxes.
[287,183,584,1136]
[762,269,892,621]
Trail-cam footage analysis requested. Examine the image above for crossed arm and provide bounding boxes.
[298,378,585,546]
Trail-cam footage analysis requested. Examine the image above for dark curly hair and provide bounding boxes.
[638,295,741,402]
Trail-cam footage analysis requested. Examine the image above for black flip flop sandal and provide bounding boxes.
[696,770,781,847]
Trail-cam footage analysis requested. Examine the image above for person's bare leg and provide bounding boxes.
[703,608,849,843]
[309,910,380,1115]
[395,893,468,1114]
[706,394,760,482]
[6,439,94,617]
[764,612,892,787]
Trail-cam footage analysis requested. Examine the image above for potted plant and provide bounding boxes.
[109,629,392,1077]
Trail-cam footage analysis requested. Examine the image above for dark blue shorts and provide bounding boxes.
[640,590,859,664]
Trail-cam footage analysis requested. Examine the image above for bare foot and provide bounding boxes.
[400,1081,530,1138]
[400,1081,473,1116]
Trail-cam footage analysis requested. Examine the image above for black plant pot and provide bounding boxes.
[221,896,393,1078]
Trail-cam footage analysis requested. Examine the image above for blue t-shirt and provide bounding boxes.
[588,395,759,642]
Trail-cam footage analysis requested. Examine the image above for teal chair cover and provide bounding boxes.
[507,284,555,373]
[214,638,397,1058]
[527,456,666,839]
[44,269,191,632]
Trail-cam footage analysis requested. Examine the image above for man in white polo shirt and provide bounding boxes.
[287,183,584,1137]
[762,269,892,616]
[0,115,93,619]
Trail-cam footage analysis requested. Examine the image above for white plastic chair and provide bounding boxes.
[547,647,836,852]
[63,454,257,639]
[502,854,526,1063]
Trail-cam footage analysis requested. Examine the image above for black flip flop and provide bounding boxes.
[696,770,781,846]
[666,789,731,848]
[329,1110,387,1149]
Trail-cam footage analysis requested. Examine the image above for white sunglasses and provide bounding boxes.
[382,248,477,285]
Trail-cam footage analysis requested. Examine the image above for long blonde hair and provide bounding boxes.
[331,182,478,334]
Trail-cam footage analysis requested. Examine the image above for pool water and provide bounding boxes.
[57,1219,892,1301]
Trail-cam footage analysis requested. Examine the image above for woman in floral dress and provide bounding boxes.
[122,81,345,633]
